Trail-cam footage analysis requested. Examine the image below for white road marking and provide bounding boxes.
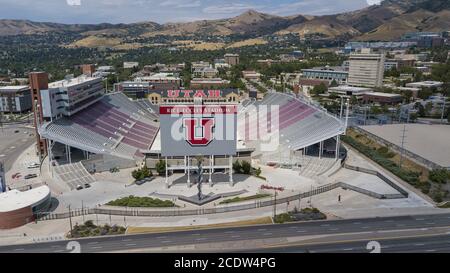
[416,218,425,221]
[224,231,234,234]
[126,243,137,246]
[257,229,267,231]
[343,248,353,251]
[329,228,339,231]
[296,230,306,233]
[90,246,102,249]
[14,248,24,251]
[415,243,425,246]
[425,249,436,252]
[156,236,167,239]
[320,224,330,227]
[53,250,65,253]
[196,238,206,241]
[231,235,240,238]
[353,222,361,225]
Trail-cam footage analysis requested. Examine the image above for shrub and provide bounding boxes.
[156,160,166,175]
[429,169,450,184]
[241,161,251,174]
[255,167,262,177]
[273,213,292,224]
[106,195,176,207]
[232,160,242,173]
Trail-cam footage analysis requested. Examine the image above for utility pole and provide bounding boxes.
[399,124,407,169]
[273,190,277,219]
[68,205,73,238]
[440,99,446,124]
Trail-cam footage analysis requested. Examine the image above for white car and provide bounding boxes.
[27,162,40,169]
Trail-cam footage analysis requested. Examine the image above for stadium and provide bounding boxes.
[32,72,346,190]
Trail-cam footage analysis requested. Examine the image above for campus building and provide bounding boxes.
[347,48,385,88]
[0,85,32,113]
[301,66,348,85]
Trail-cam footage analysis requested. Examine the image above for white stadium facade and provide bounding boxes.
[31,72,347,189]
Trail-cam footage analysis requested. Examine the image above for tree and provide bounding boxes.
[311,83,327,96]
[241,161,251,174]
[156,160,166,175]
[232,160,242,173]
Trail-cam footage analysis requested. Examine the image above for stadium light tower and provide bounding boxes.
[399,124,407,169]
[344,98,350,134]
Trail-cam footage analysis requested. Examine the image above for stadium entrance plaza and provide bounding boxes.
[0,141,442,244]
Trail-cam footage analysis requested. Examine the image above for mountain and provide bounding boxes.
[142,10,307,37]
[0,0,448,41]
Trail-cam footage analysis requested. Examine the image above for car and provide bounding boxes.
[14,130,20,133]
[11,173,20,179]
[84,183,91,188]
[76,185,83,190]
[24,174,38,180]
[27,162,40,169]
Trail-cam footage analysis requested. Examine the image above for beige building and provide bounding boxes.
[348,48,385,88]
[224,54,240,66]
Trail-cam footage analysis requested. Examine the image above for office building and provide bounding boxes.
[224,54,240,66]
[0,86,32,113]
[347,48,385,88]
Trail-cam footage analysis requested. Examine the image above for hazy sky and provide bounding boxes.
[0,0,381,24]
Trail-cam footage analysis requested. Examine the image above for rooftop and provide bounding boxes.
[0,85,29,92]
[329,85,373,93]
[0,186,50,213]
[49,75,100,88]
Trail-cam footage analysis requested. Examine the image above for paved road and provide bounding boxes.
[0,125,35,171]
[1,213,450,253]
[249,234,450,253]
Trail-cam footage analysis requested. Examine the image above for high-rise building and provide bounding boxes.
[348,48,385,88]
[81,64,95,76]
[224,54,240,66]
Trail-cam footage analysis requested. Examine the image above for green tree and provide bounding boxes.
[311,83,327,96]
[232,160,242,173]
[241,161,251,174]
[156,160,167,175]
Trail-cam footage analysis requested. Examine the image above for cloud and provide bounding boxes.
[0,0,370,24]
[159,0,201,8]
[202,3,265,14]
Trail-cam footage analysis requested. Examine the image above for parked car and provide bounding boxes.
[84,183,91,188]
[24,174,38,180]
[27,162,40,169]
[76,185,83,190]
[14,130,19,133]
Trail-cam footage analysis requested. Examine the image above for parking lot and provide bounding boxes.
[0,125,41,189]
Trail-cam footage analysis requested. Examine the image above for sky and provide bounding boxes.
[0,0,383,24]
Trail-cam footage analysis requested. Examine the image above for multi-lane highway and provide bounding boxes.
[1,213,450,253]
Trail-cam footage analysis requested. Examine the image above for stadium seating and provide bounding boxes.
[39,93,159,160]
[238,92,344,152]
